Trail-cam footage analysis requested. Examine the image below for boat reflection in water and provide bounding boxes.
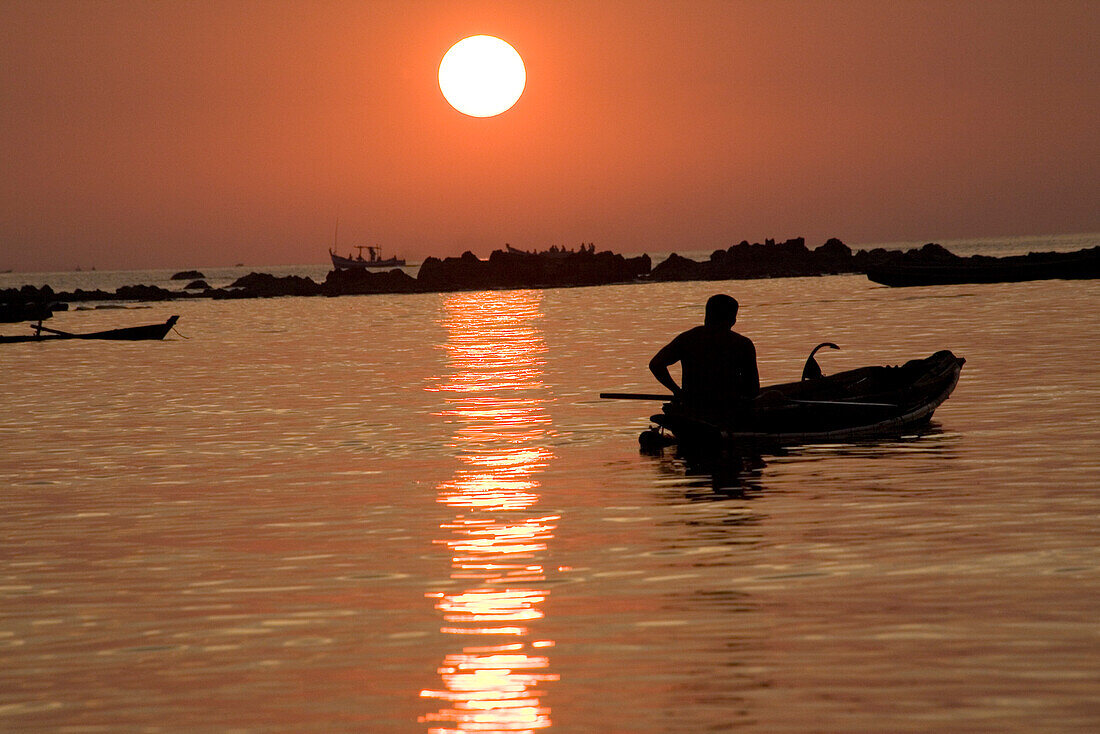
[421,291,559,733]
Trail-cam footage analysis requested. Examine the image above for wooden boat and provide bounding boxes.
[866,248,1100,287]
[0,315,179,344]
[329,245,406,269]
[610,350,964,454]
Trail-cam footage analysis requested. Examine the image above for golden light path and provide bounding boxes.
[420,291,558,733]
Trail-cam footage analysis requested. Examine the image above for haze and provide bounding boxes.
[1,0,1097,272]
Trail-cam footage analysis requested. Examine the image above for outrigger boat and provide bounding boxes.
[0,315,180,344]
[329,245,406,269]
[603,348,964,454]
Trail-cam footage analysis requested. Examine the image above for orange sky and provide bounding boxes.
[1,0,1097,271]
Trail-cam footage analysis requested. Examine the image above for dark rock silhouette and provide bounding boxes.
[322,267,418,295]
[65,288,113,302]
[1,283,52,309]
[114,284,175,301]
[652,252,707,281]
[9,238,1097,308]
[852,242,959,272]
[221,272,323,298]
[3,283,176,307]
[418,247,650,291]
[171,270,205,280]
[814,238,856,270]
[653,237,863,280]
[650,237,997,282]
[417,252,493,291]
[0,284,68,322]
[867,245,1100,286]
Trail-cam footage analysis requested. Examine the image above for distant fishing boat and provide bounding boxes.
[329,245,406,269]
[327,219,406,269]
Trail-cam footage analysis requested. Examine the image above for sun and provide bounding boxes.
[439,36,526,118]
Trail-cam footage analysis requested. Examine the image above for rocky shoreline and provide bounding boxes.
[3,238,1095,311]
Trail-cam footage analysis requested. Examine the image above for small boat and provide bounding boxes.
[329,245,406,269]
[0,315,180,344]
[866,248,1100,287]
[606,349,964,454]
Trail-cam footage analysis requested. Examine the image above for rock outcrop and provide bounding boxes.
[12,238,1089,308]
[417,247,650,291]
[322,268,419,295]
[650,238,973,282]
[0,284,68,322]
[113,284,175,301]
[220,272,323,298]
[651,237,861,281]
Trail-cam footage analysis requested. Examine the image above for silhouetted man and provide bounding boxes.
[649,294,759,418]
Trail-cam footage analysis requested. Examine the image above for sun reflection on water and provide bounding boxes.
[420,291,558,733]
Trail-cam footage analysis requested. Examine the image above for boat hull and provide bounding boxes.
[329,252,406,269]
[648,350,964,452]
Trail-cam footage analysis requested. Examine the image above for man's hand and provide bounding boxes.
[754,389,787,408]
[649,352,682,399]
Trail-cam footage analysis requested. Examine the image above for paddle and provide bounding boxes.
[785,399,897,408]
[599,392,897,408]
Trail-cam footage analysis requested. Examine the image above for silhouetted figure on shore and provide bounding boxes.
[649,294,759,419]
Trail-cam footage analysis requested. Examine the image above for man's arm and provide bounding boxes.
[742,339,760,398]
[649,340,684,399]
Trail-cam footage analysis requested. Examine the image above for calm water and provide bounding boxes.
[2,248,1099,731]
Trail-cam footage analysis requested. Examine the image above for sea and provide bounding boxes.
[1,233,1098,732]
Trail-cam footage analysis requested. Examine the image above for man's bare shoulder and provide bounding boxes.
[730,330,756,348]
[675,325,715,341]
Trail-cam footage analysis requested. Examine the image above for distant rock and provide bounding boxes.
[853,242,959,271]
[224,272,322,297]
[417,247,650,291]
[171,270,205,280]
[23,237,1084,307]
[653,237,827,280]
[813,238,855,271]
[650,237,963,282]
[323,268,418,295]
[0,286,67,322]
[62,288,112,302]
[417,251,495,291]
[115,284,174,301]
[651,253,708,281]
[866,245,1100,286]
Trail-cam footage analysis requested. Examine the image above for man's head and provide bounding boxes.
[704,294,739,328]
